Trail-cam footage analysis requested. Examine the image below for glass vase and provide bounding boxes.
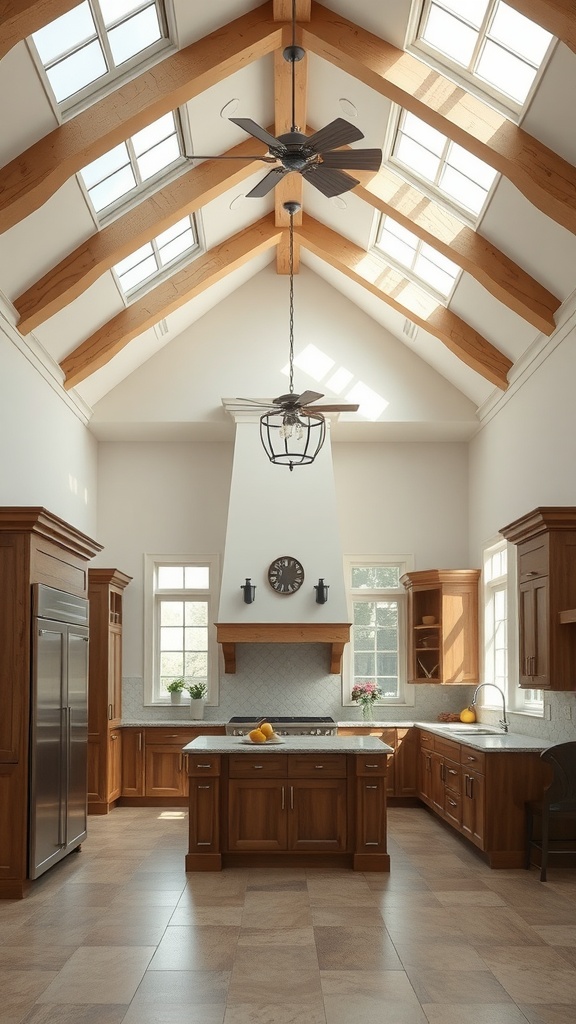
[362,702,373,721]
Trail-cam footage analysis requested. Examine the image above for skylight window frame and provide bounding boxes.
[29,0,172,120]
[412,0,555,117]
[373,212,461,304]
[77,108,187,225]
[388,106,498,225]
[112,213,200,302]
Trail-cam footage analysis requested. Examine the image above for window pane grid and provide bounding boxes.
[352,599,400,699]
[157,596,209,696]
[113,215,197,296]
[375,214,459,298]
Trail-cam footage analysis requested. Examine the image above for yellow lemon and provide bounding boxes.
[248,728,267,743]
[459,706,476,724]
[259,722,274,739]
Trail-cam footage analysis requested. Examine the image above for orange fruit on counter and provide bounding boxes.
[459,706,476,723]
[248,728,267,743]
[259,722,274,738]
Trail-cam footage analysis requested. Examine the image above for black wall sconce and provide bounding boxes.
[241,578,256,604]
[314,578,329,604]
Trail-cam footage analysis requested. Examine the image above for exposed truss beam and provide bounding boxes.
[504,0,576,54]
[60,217,282,390]
[297,216,512,390]
[303,4,576,235]
[0,0,78,60]
[15,139,267,334]
[354,168,560,336]
[0,2,281,233]
[273,1,310,251]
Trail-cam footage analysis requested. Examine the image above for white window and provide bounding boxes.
[375,215,460,298]
[392,110,497,219]
[144,556,219,705]
[31,1,168,111]
[113,215,198,297]
[415,0,553,109]
[79,111,185,217]
[344,559,411,706]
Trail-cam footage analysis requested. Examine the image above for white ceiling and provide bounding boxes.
[1,0,575,443]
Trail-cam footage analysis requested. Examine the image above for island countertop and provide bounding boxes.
[183,735,393,754]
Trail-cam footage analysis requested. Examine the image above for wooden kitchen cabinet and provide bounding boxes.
[119,726,225,805]
[145,744,189,798]
[87,569,132,814]
[401,570,480,684]
[337,726,417,798]
[419,730,461,824]
[500,508,576,690]
[121,728,144,797]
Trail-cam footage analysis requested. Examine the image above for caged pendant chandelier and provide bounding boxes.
[259,202,326,471]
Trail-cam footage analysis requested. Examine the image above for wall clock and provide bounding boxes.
[268,556,305,595]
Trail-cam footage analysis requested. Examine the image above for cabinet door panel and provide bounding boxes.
[145,746,187,798]
[356,778,387,853]
[228,779,286,850]
[189,778,219,853]
[122,729,144,796]
[107,730,122,802]
[396,728,417,797]
[461,769,485,848]
[519,578,549,688]
[289,780,347,851]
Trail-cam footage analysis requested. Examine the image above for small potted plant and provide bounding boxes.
[166,679,185,705]
[187,681,208,720]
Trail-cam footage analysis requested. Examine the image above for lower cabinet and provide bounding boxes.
[228,777,348,852]
[120,726,225,803]
[337,726,417,798]
[417,729,547,867]
[107,729,122,803]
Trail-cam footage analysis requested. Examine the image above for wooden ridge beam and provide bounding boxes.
[354,168,560,335]
[273,19,307,269]
[15,139,268,334]
[504,0,576,54]
[0,1,281,232]
[297,216,512,391]
[303,3,576,235]
[0,0,78,60]
[60,216,282,390]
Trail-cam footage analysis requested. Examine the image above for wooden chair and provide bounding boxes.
[525,741,576,881]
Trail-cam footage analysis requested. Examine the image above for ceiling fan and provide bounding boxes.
[187,2,382,198]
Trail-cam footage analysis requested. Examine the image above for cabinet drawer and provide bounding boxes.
[443,758,461,794]
[228,754,288,778]
[444,790,462,825]
[355,754,388,776]
[518,538,548,582]
[188,754,221,776]
[145,727,199,745]
[288,754,347,778]
[434,736,460,761]
[419,730,435,749]
[460,746,486,773]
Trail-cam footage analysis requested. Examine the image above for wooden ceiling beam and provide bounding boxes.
[15,139,268,335]
[273,22,307,269]
[60,216,282,390]
[297,216,512,390]
[0,1,281,233]
[0,0,78,60]
[273,0,311,19]
[354,168,560,336]
[504,0,576,54]
[303,4,576,235]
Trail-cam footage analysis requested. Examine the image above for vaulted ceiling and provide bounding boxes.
[1,0,576,442]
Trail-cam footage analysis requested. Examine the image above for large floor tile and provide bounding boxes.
[148,925,239,971]
[35,947,155,1004]
[405,967,513,1004]
[314,925,403,971]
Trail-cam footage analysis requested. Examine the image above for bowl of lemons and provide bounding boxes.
[243,721,284,744]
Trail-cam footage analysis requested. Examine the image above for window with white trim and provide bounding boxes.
[344,559,410,706]
[31,1,168,112]
[375,215,460,299]
[144,557,219,705]
[415,0,553,109]
[113,215,198,297]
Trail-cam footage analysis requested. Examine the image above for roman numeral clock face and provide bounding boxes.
[268,556,305,595]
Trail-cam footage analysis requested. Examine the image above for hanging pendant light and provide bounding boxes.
[260,202,326,471]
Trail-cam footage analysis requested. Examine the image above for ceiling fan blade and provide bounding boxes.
[294,390,324,406]
[306,118,364,154]
[322,148,382,171]
[302,403,360,413]
[229,118,284,151]
[302,165,359,198]
[245,168,287,198]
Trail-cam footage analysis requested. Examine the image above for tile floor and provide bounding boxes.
[1,806,576,1024]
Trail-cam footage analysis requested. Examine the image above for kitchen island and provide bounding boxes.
[184,735,393,872]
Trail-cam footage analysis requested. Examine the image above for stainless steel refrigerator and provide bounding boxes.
[29,584,90,880]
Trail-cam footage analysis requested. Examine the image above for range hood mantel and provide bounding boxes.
[215,622,351,674]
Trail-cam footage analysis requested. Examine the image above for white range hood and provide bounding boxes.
[216,407,350,673]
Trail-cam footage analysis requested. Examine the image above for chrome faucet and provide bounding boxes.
[470,683,509,733]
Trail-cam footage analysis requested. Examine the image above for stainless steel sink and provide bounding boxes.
[446,728,500,736]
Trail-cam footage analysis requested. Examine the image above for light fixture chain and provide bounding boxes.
[288,214,294,395]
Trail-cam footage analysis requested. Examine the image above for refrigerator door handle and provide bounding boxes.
[58,706,68,849]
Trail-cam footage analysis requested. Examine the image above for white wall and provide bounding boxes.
[0,327,98,536]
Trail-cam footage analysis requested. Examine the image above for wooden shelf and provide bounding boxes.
[559,609,576,624]
[215,622,351,674]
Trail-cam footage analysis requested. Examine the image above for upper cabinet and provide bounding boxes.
[401,569,480,685]
[500,507,576,691]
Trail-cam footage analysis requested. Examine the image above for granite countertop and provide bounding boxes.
[183,735,393,754]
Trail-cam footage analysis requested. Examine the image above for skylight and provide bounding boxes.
[79,112,184,215]
[32,1,166,107]
[375,215,460,298]
[392,110,497,218]
[113,217,197,296]
[417,0,553,107]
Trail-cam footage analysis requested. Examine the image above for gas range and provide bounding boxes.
[226,716,337,737]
